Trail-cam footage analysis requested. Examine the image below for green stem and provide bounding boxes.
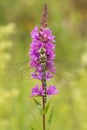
[42,96,46,130]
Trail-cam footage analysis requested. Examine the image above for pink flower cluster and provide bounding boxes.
[29,26,56,80]
[31,85,58,97]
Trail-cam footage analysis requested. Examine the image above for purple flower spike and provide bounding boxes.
[29,4,58,102]
[31,85,58,97]
[29,25,56,80]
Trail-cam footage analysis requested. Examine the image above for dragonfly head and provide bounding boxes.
[39,47,46,54]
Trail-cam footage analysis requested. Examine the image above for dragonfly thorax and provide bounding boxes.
[39,47,47,64]
[39,47,46,54]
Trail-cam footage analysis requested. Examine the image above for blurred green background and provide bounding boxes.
[0,0,87,130]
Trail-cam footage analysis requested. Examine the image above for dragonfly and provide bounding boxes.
[6,50,82,101]
[7,56,81,81]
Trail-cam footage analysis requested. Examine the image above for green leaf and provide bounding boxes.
[38,106,43,115]
[43,102,50,114]
[33,99,42,115]
[33,99,41,106]
[47,107,54,130]
[30,126,34,130]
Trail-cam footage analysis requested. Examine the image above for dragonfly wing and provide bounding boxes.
[6,60,32,80]
[55,60,81,81]
[6,59,81,82]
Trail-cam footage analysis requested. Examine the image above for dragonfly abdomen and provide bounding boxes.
[39,48,47,103]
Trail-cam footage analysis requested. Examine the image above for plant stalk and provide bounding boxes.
[42,96,46,130]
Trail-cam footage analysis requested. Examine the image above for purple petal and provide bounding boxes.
[30,26,39,39]
[47,85,59,95]
[31,85,40,96]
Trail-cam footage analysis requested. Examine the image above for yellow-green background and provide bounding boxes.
[0,0,87,130]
